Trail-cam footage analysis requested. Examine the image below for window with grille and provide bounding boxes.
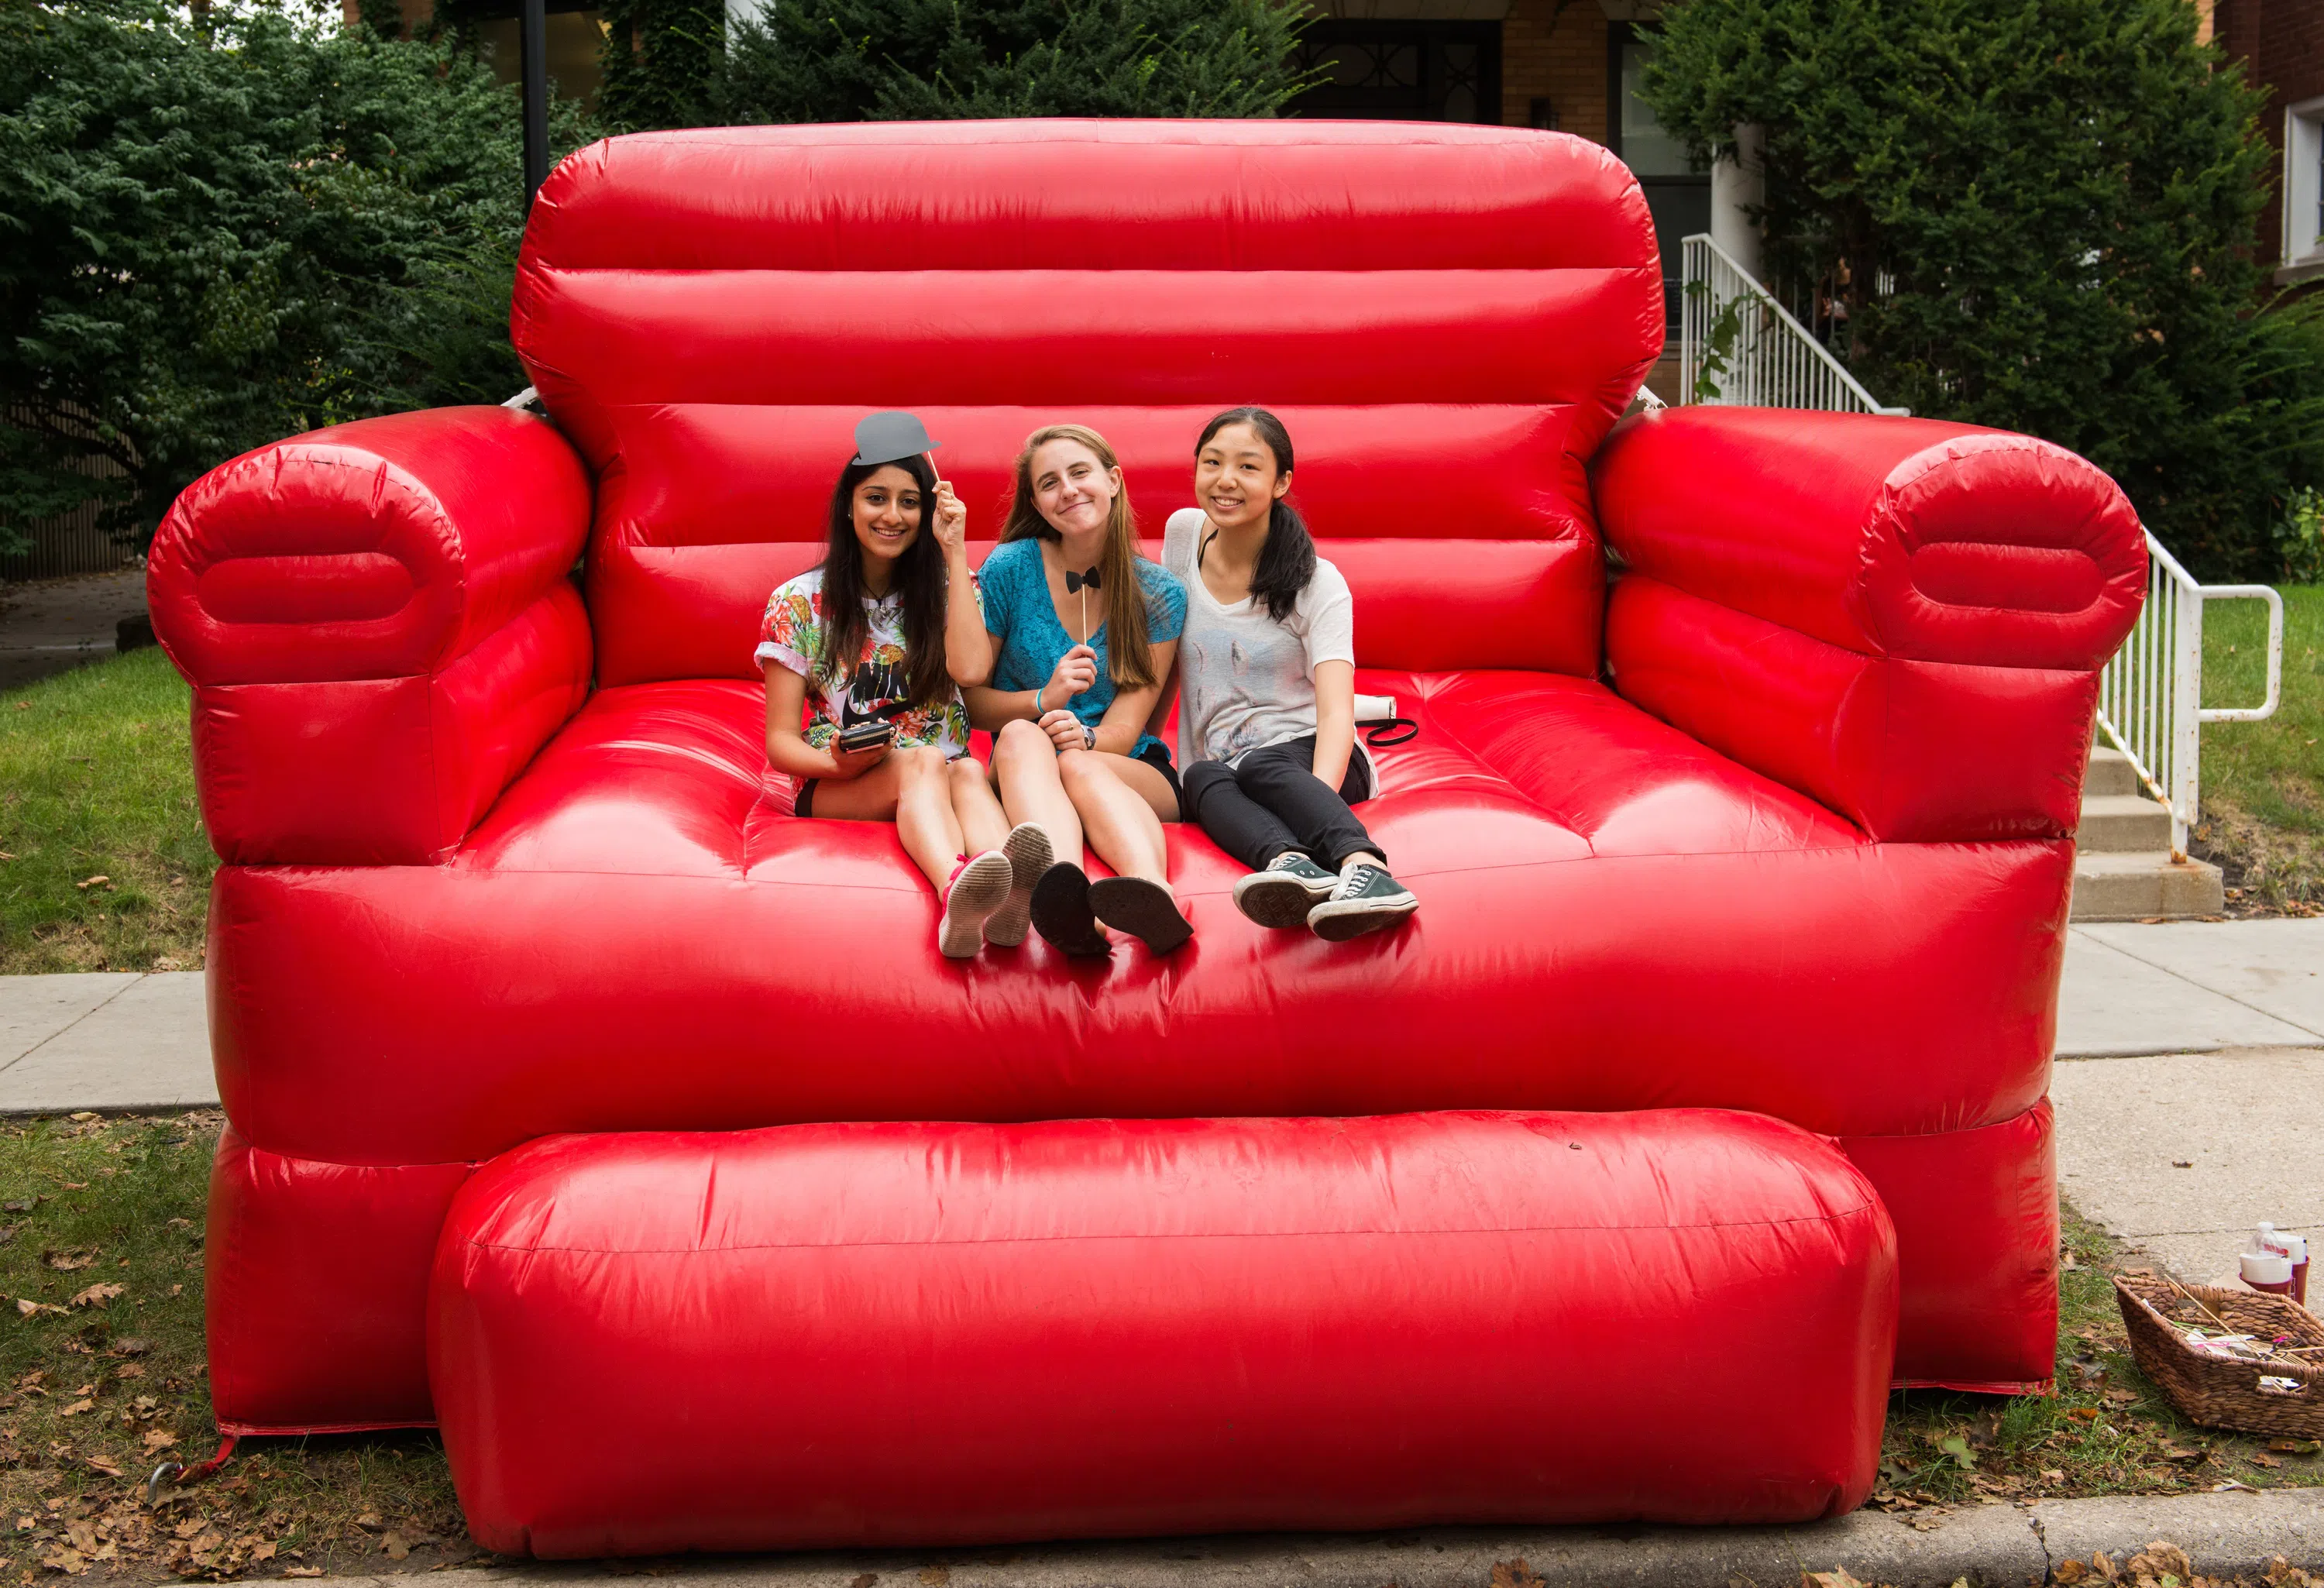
[2291,99,2324,268]
[1287,22,1501,125]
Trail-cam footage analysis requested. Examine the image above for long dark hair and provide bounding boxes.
[1000,423,1158,689]
[1195,407,1316,624]
[816,453,951,710]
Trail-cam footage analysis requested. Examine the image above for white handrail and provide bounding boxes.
[1672,233,2287,865]
[1677,234,1910,417]
[2095,538,2284,858]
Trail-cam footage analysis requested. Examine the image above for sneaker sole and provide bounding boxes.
[985,823,1054,947]
[1030,863,1112,957]
[1232,871,1335,929]
[938,851,1014,958]
[1088,876,1194,955]
[1307,893,1418,943]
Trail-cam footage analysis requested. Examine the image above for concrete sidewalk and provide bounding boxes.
[2,919,2320,1286]
[314,1489,2324,1587]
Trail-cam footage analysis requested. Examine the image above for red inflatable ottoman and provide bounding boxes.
[428,1111,1897,1555]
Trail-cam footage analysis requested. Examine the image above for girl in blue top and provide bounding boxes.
[940,424,1191,957]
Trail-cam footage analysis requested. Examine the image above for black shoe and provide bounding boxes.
[1030,862,1112,957]
[1088,875,1194,954]
[1232,852,1339,928]
[1306,864,1418,942]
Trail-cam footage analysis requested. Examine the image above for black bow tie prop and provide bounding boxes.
[1064,565,1101,638]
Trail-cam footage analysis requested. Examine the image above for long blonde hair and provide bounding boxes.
[1001,424,1157,689]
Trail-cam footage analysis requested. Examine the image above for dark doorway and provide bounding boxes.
[1288,21,1502,125]
[1607,22,1707,327]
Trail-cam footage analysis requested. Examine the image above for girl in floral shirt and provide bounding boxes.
[759,434,1036,959]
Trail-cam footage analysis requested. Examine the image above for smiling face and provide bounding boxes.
[1194,421,1289,534]
[851,465,923,566]
[1029,438,1122,542]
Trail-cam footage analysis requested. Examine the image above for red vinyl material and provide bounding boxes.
[1595,407,2147,842]
[146,122,2147,1441]
[430,1112,1898,1554]
[148,408,594,864]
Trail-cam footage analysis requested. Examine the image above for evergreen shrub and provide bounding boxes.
[0,0,589,554]
[1643,0,2324,582]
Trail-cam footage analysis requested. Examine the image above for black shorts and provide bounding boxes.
[792,776,820,818]
[1134,741,1181,808]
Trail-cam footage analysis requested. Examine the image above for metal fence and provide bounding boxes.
[1677,234,1910,417]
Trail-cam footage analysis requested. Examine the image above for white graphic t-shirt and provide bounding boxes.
[1161,507,1367,796]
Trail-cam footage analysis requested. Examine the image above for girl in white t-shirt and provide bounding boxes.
[1164,407,1418,940]
[758,437,1030,959]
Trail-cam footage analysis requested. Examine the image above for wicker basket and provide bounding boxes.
[2114,1271,2324,1438]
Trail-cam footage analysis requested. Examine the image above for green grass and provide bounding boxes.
[0,1112,467,1580]
[0,650,212,974]
[2195,584,2324,914]
[1879,1205,2322,1510]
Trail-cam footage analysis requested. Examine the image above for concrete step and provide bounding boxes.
[2085,745,2139,798]
[2069,851,2225,922]
[2078,792,2174,852]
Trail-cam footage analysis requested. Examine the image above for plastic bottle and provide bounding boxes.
[2267,1230,2309,1306]
[2243,1225,2297,1297]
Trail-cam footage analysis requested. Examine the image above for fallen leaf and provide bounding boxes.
[140,1430,175,1454]
[355,1511,383,1531]
[2069,1407,2102,1422]
[108,1339,149,1358]
[16,1299,66,1318]
[73,876,109,892]
[1938,1434,1977,1470]
[383,1531,410,1561]
[2057,1562,2089,1585]
[252,1542,276,1562]
[2161,1446,2207,1463]
[1803,1573,1866,1588]
[67,1284,122,1310]
[848,1577,877,1588]
[40,1547,85,1575]
[2253,1452,2281,1469]
[81,1459,119,1478]
[43,1252,94,1273]
[917,1569,948,1588]
[66,1114,96,1125]
[56,1401,91,1418]
[2271,1439,2322,1456]
[1489,1562,1543,1588]
[2171,1160,2192,1168]
[285,1568,323,1578]
[2041,1469,2067,1483]
[65,1523,95,1554]
[2103,1388,2138,1406]
[2213,1479,2259,1493]
[170,1520,207,1540]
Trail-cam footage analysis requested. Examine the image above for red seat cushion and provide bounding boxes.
[208,669,2067,1167]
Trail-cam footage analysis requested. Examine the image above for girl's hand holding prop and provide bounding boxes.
[931,476,968,559]
[1044,644,1098,709]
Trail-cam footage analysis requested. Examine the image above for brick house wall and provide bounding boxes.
[1500,0,1609,136]
[2215,0,2324,280]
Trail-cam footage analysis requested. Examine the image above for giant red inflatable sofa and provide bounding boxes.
[150,122,2146,1553]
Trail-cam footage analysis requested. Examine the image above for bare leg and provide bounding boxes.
[1060,751,1174,886]
[809,746,960,893]
[992,718,1083,866]
[947,757,1010,857]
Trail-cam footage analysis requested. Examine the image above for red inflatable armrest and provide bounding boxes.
[149,407,596,865]
[1591,407,2148,843]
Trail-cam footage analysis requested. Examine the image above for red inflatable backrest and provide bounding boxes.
[513,122,1665,686]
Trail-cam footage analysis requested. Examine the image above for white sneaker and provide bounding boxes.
[984,823,1054,947]
[938,850,1012,958]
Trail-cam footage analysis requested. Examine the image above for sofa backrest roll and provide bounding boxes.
[511,121,1664,688]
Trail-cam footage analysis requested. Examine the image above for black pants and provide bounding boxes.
[1181,735,1381,874]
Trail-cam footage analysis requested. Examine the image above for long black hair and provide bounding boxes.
[1195,406,1316,624]
[816,453,951,710]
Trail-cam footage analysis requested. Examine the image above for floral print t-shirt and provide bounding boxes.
[754,568,971,758]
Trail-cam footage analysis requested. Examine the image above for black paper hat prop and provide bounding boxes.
[853,411,939,468]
